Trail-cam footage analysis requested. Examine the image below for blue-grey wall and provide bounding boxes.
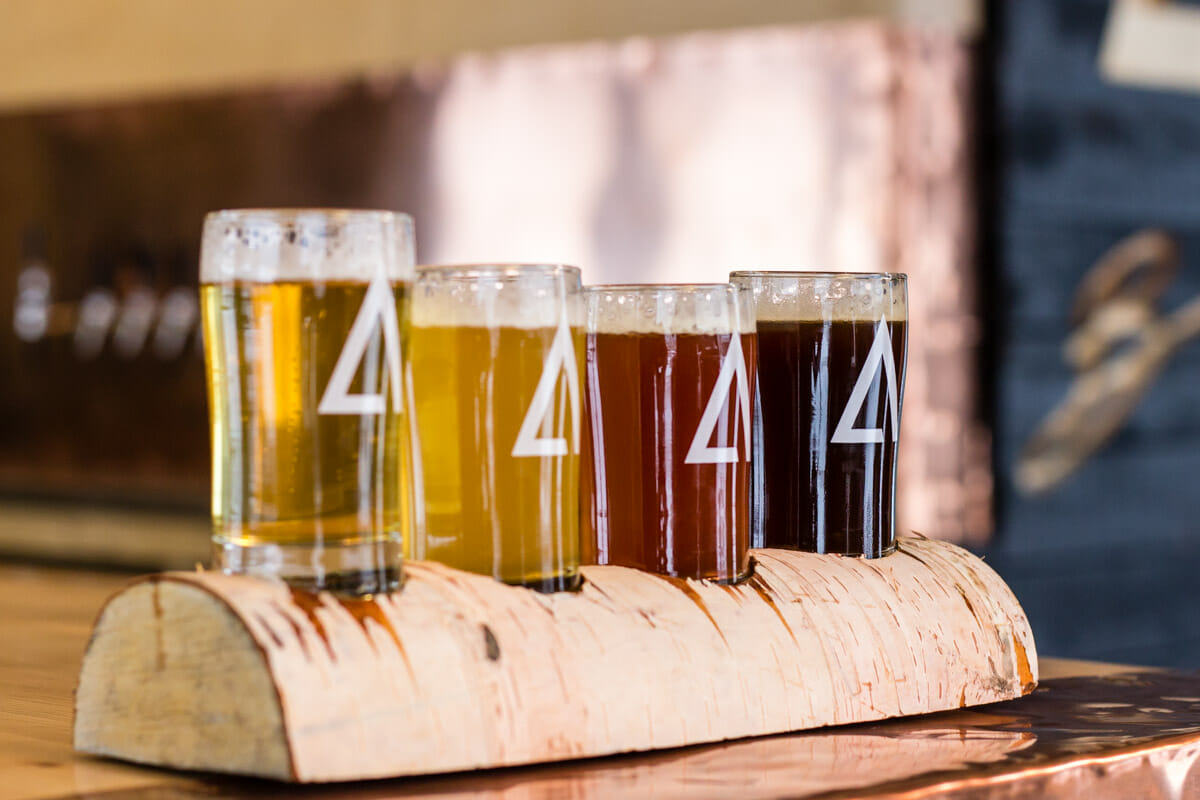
[982,0,1200,667]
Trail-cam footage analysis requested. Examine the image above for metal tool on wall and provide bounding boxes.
[1017,229,1200,493]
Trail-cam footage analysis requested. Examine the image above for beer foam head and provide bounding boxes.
[200,209,415,283]
[729,271,907,323]
[586,284,755,335]
[412,264,584,328]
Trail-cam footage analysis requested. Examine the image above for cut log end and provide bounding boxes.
[75,537,1037,783]
[73,578,293,780]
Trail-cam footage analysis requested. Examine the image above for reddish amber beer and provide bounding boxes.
[582,285,756,582]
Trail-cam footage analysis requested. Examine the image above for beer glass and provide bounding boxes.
[581,284,756,583]
[730,271,907,557]
[409,264,584,591]
[201,209,415,594]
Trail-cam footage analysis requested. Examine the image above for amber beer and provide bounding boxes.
[201,210,415,594]
[731,272,907,557]
[409,264,584,591]
[582,285,755,582]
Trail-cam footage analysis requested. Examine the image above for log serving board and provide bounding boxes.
[74,536,1037,783]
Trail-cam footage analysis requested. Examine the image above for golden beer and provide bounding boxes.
[201,210,415,594]
[409,265,584,591]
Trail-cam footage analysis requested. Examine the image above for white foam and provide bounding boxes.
[729,272,906,323]
[585,284,755,334]
[411,264,584,328]
[200,209,415,283]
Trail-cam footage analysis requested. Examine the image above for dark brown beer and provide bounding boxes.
[752,318,907,556]
[582,331,756,582]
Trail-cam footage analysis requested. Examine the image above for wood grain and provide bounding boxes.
[0,560,1180,800]
[74,536,1037,782]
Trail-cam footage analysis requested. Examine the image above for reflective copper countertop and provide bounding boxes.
[3,562,1198,800]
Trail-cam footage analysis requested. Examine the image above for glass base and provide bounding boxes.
[213,537,403,596]
[804,542,898,559]
[833,541,898,559]
[717,567,754,585]
[755,533,898,558]
[510,572,581,593]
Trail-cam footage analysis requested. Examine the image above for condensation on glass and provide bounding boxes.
[201,209,416,595]
[582,283,756,583]
[408,264,584,592]
[731,271,907,557]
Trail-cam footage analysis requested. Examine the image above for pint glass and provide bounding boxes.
[201,209,415,594]
[409,264,584,591]
[730,272,907,557]
[582,285,756,582]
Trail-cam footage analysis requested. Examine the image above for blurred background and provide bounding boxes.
[1,0,1198,666]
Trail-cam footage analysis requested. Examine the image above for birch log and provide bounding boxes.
[74,536,1037,783]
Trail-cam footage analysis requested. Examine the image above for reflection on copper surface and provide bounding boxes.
[126,672,1200,798]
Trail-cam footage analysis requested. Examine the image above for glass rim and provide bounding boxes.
[729,270,906,281]
[585,283,752,334]
[200,207,415,284]
[204,208,413,227]
[416,263,582,279]
[585,282,736,294]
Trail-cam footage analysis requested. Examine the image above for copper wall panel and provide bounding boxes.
[421,24,987,542]
[0,22,987,541]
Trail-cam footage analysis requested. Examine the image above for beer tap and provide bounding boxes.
[73,288,118,360]
[12,237,205,361]
[13,228,53,343]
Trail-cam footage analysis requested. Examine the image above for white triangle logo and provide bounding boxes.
[685,334,753,464]
[317,269,403,416]
[830,318,900,444]
[511,317,581,457]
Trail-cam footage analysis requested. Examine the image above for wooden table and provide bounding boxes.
[3,562,1198,800]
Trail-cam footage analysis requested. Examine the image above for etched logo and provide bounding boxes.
[318,269,403,415]
[511,317,581,457]
[685,334,753,464]
[830,318,900,444]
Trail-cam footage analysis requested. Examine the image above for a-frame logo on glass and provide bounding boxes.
[830,318,900,444]
[685,335,753,464]
[512,317,581,457]
[318,270,403,415]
